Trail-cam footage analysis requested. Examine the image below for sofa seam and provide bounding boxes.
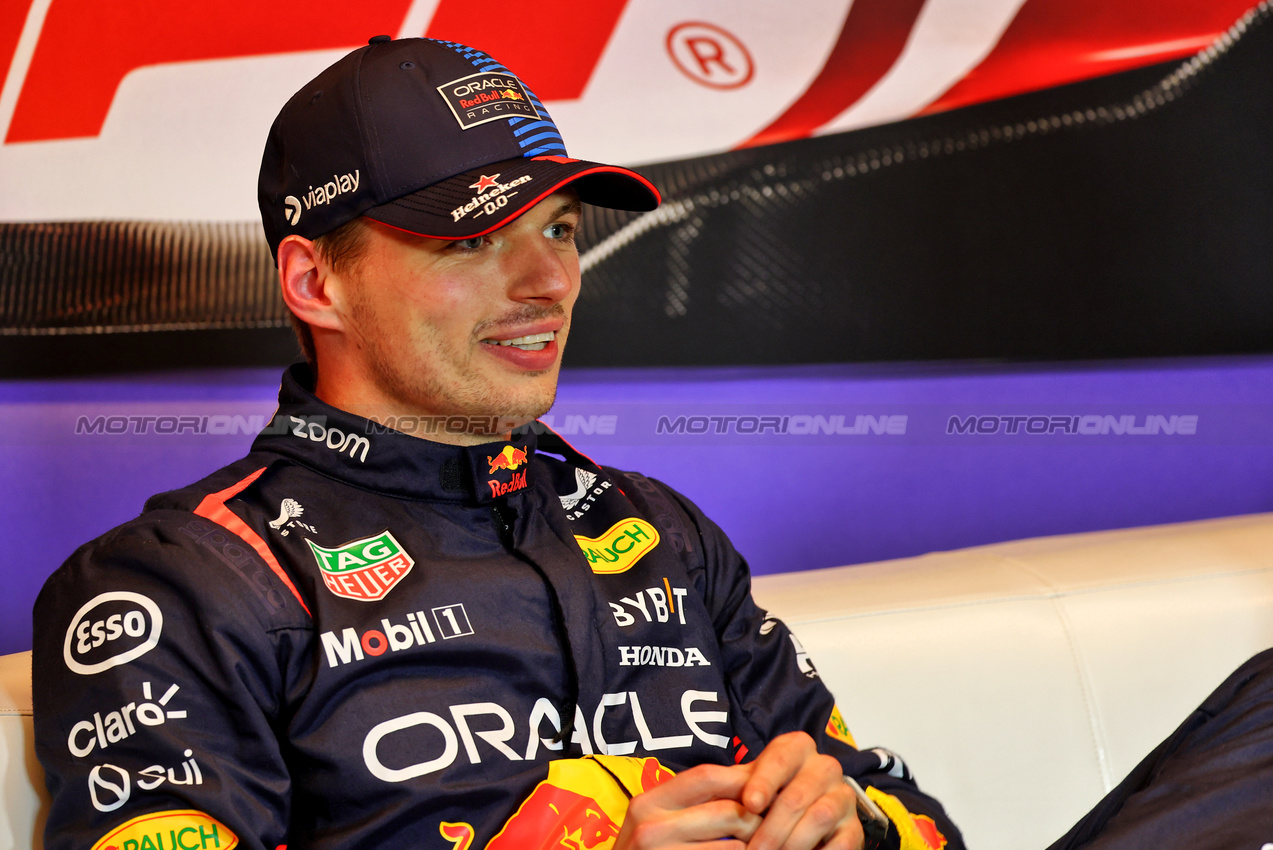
[771,563,1273,625]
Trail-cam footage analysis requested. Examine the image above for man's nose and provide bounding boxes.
[506,238,577,304]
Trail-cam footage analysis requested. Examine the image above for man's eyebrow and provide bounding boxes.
[550,199,583,219]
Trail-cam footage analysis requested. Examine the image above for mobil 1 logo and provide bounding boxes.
[64,592,163,675]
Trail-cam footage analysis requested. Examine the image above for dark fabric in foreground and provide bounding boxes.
[1048,648,1273,850]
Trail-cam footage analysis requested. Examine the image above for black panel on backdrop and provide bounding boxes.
[567,6,1273,366]
[1,5,1270,375]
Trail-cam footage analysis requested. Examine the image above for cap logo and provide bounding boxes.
[438,72,539,130]
[285,170,361,228]
[451,174,533,223]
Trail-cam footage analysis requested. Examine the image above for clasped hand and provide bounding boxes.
[613,731,865,850]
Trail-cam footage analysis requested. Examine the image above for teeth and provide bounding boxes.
[486,331,555,351]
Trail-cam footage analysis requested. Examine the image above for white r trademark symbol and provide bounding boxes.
[666,22,754,90]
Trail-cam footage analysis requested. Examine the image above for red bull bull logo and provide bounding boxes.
[487,784,619,850]
[486,445,531,497]
[487,445,528,475]
[483,756,673,850]
[914,814,948,849]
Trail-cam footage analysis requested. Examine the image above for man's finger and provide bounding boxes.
[615,765,763,850]
[638,762,753,809]
[754,784,861,850]
[620,797,763,848]
[745,748,849,850]
[740,731,818,815]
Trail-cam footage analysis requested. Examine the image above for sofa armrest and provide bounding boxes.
[752,512,1273,850]
[0,650,46,850]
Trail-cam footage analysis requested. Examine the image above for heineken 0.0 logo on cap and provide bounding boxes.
[306,531,415,601]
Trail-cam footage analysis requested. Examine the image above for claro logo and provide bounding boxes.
[63,592,163,676]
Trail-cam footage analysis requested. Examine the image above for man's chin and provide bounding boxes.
[468,384,558,438]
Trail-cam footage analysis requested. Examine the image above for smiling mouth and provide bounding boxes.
[481,331,556,351]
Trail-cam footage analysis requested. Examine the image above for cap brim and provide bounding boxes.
[362,156,660,240]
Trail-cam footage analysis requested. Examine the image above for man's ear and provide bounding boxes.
[278,235,345,332]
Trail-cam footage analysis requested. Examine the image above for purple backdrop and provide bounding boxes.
[5,355,1273,655]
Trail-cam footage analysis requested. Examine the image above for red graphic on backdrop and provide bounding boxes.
[666,22,754,90]
[744,0,925,148]
[742,0,1255,150]
[4,0,630,144]
[920,0,1251,116]
[7,0,413,143]
[0,0,1257,148]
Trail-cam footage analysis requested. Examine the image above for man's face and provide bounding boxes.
[322,191,582,436]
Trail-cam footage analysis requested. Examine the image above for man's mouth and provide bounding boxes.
[481,331,556,351]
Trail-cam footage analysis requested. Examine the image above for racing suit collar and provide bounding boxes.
[251,363,539,504]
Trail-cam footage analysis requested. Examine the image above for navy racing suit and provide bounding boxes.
[34,364,962,850]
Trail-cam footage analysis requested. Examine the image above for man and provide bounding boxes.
[34,37,962,850]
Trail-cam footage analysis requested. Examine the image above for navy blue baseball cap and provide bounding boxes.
[259,36,660,260]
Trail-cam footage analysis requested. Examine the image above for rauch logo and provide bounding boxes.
[88,808,237,850]
[574,519,660,575]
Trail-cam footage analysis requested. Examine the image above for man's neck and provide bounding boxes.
[312,373,525,447]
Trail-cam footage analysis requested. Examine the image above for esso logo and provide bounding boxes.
[63,592,163,675]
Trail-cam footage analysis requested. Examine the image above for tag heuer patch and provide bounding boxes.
[438,71,539,129]
[306,531,415,601]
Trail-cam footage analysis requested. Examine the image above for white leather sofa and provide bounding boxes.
[6,512,1273,849]
[0,650,46,850]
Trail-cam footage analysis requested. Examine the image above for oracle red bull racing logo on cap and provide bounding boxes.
[439,71,539,129]
[484,755,674,850]
[305,530,415,601]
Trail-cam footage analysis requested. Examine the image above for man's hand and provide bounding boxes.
[615,732,864,849]
[739,731,863,850]
[614,762,762,849]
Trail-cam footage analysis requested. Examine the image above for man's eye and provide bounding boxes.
[452,236,485,252]
[544,223,575,240]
